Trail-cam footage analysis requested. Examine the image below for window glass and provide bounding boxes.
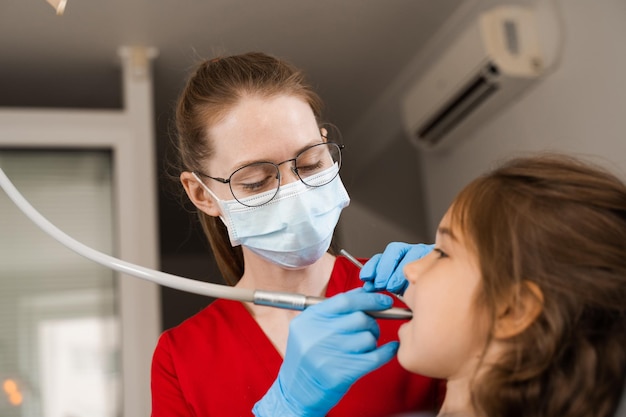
[0,150,119,417]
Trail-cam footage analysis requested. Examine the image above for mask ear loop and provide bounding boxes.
[192,172,221,201]
[192,171,231,230]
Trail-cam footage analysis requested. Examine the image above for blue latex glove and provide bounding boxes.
[252,288,398,417]
[360,242,434,295]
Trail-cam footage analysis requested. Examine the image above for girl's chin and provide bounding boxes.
[396,341,415,374]
[397,321,410,346]
[398,320,410,334]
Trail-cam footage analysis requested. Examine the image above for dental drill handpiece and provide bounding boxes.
[252,250,411,319]
[253,290,413,320]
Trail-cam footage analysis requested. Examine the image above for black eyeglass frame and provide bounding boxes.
[195,142,345,207]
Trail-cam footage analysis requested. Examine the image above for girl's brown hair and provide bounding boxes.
[451,154,626,417]
[172,52,324,284]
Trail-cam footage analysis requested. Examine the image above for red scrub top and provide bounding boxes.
[151,256,440,416]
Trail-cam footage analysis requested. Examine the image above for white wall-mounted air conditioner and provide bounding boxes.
[402,5,544,151]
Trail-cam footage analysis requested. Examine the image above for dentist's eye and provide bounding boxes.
[434,248,448,258]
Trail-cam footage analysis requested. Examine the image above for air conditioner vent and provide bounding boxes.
[402,5,544,151]
[416,63,500,146]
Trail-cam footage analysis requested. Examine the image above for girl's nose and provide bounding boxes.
[404,255,427,285]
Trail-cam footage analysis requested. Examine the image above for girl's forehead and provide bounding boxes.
[439,206,478,254]
[438,207,462,236]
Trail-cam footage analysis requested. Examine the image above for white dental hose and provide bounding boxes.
[0,166,411,319]
[0,166,254,303]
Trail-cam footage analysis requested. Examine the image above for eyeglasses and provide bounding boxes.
[195,142,344,207]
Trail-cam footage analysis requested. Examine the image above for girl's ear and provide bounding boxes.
[493,280,544,340]
[180,172,221,217]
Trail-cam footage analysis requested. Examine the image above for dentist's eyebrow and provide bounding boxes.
[437,226,458,242]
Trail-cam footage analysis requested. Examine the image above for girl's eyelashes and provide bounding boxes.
[433,247,448,258]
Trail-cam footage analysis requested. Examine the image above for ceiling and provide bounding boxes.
[0,0,465,254]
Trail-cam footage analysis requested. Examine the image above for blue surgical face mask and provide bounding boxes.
[193,164,350,269]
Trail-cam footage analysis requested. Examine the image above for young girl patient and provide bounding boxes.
[397,154,626,417]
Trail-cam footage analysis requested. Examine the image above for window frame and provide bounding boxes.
[0,47,160,417]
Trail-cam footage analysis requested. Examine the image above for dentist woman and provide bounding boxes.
[150,52,440,416]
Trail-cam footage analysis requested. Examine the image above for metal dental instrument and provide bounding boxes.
[0,166,409,319]
[339,249,411,318]
[339,248,365,269]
